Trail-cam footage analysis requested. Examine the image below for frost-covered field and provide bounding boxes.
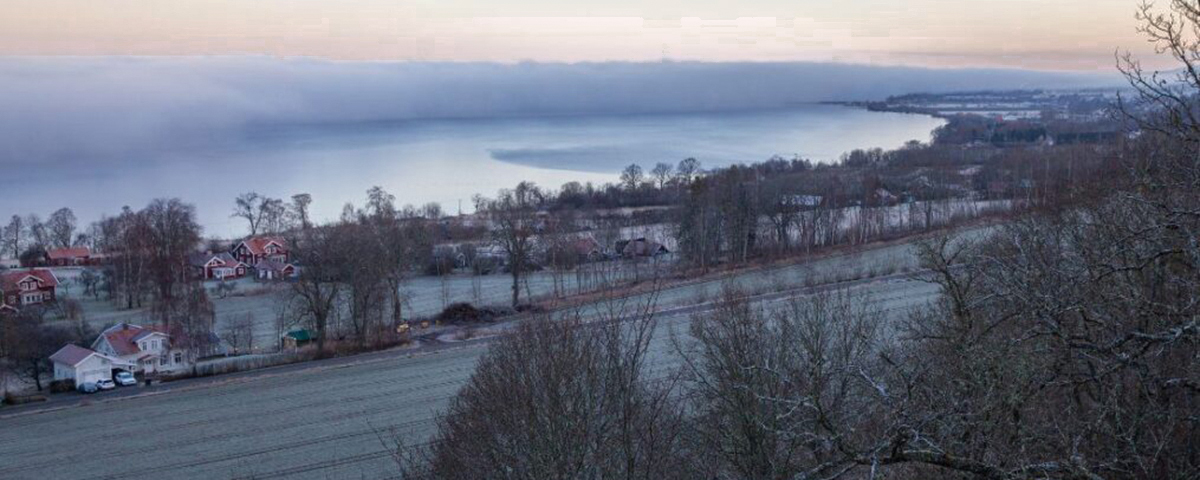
[0,273,940,480]
[49,262,656,349]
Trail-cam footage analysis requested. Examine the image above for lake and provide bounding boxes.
[0,104,943,237]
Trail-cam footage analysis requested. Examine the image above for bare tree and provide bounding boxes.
[677,288,883,479]
[477,182,542,307]
[651,162,674,189]
[25,214,47,250]
[396,292,692,479]
[2,215,25,259]
[675,157,701,185]
[143,199,202,329]
[290,193,313,230]
[258,197,289,234]
[232,192,286,236]
[221,313,256,355]
[46,207,76,249]
[286,224,347,354]
[621,163,645,191]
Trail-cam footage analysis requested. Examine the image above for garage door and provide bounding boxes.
[79,369,109,384]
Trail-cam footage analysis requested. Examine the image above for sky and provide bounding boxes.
[0,0,1155,71]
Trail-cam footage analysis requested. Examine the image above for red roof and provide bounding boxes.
[0,269,59,293]
[49,344,96,366]
[239,236,287,255]
[98,324,168,356]
[46,247,91,260]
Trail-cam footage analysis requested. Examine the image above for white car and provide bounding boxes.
[114,371,137,387]
[95,378,116,391]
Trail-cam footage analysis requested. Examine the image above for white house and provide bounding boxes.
[49,344,134,386]
[91,323,193,376]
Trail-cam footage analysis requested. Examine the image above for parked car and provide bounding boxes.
[77,382,98,394]
[114,371,137,387]
[95,379,116,391]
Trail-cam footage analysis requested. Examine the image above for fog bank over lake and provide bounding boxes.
[0,58,1115,236]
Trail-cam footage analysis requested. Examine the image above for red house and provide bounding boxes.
[45,247,92,266]
[0,269,59,310]
[232,236,289,266]
[188,252,249,280]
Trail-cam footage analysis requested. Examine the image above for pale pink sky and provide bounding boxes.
[0,0,1157,70]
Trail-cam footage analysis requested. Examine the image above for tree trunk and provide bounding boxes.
[315,311,327,355]
[510,265,521,307]
[390,280,403,328]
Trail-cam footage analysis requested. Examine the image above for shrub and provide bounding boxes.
[438,303,484,324]
[4,392,48,405]
[49,379,75,393]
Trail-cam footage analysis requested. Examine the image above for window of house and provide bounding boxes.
[161,355,169,365]
[174,352,183,364]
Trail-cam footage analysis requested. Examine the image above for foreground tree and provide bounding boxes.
[679,289,884,479]
[396,302,691,479]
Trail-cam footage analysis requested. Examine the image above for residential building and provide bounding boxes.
[91,323,193,376]
[0,269,58,310]
[49,344,134,386]
[44,247,92,266]
[188,252,248,280]
[232,236,289,266]
[617,238,670,258]
[254,259,296,281]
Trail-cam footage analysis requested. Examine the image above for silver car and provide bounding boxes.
[114,371,137,387]
[77,382,98,394]
[95,379,116,391]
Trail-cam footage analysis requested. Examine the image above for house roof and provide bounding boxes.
[254,258,293,272]
[49,344,96,366]
[239,236,287,255]
[0,269,59,293]
[97,323,168,356]
[571,236,603,255]
[46,247,91,260]
[188,252,241,268]
[621,238,668,256]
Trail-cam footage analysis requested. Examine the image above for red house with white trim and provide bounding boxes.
[188,252,249,280]
[0,269,58,310]
[232,236,289,266]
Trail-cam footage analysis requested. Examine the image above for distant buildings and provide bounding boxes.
[191,236,295,281]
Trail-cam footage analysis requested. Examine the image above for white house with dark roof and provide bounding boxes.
[49,344,134,386]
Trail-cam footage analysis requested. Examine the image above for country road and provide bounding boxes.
[0,270,941,480]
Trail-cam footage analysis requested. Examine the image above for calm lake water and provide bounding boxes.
[2,105,942,237]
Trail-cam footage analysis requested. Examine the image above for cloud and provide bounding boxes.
[0,56,1121,177]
